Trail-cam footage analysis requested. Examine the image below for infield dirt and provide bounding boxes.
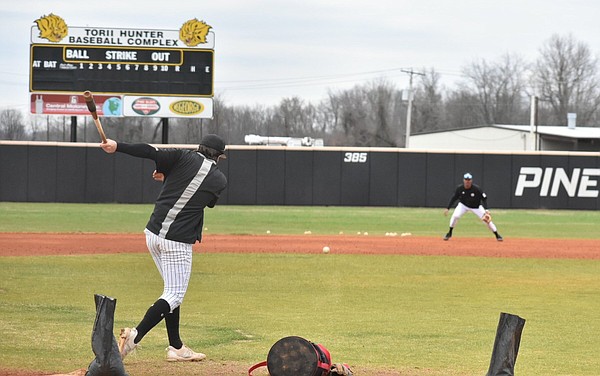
[0,232,598,259]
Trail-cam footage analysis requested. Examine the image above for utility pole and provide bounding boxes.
[401,68,425,148]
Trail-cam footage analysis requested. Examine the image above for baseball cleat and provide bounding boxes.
[443,233,452,241]
[166,344,206,362]
[118,327,138,359]
[496,235,504,242]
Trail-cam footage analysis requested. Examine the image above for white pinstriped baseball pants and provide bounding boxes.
[144,228,193,312]
[449,202,498,232]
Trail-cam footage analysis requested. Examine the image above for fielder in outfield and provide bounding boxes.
[100,134,228,362]
[443,172,503,241]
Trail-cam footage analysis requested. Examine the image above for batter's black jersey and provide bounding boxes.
[117,142,227,244]
[447,184,488,209]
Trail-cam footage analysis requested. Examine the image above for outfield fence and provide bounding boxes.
[1,141,599,209]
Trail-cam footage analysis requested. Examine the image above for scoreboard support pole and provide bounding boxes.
[70,116,77,142]
[161,118,169,144]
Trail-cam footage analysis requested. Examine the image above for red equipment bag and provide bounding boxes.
[248,336,332,376]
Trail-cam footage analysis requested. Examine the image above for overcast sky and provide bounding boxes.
[2,0,600,113]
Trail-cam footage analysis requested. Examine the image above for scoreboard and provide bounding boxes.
[29,16,216,118]
[30,44,214,96]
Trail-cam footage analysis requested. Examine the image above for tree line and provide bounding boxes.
[2,34,599,147]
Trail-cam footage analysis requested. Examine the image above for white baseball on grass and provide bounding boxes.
[322,246,330,254]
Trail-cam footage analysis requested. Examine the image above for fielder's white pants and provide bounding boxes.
[449,203,497,232]
[144,229,193,312]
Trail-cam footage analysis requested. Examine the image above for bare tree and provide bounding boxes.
[165,118,202,144]
[206,94,230,138]
[0,109,26,140]
[274,97,315,136]
[323,90,343,133]
[210,103,276,144]
[313,101,335,135]
[103,116,151,143]
[531,34,600,125]
[444,90,483,129]
[364,79,400,146]
[325,81,403,146]
[462,53,528,125]
[413,68,445,133]
[328,87,369,146]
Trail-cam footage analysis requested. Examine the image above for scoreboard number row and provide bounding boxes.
[32,62,208,73]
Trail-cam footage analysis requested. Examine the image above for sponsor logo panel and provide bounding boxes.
[515,167,600,198]
[124,96,212,118]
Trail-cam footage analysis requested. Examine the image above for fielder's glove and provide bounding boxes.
[330,363,354,376]
[482,210,492,224]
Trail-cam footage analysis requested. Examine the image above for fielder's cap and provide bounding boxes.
[463,172,473,179]
[199,134,227,159]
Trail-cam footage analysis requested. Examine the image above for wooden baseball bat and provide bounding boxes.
[82,91,108,143]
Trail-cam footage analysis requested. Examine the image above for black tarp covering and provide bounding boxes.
[86,294,128,376]
[486,312,526,376]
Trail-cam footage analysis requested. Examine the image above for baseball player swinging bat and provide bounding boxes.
[83,91,108,144]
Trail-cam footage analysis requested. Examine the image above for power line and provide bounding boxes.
[217,73,407,91]
[216,67,466,91]
[216,69,406,91]
[216,67,405,84]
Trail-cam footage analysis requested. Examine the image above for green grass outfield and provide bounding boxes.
[1,203,600,375]
[1,202,599,238]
